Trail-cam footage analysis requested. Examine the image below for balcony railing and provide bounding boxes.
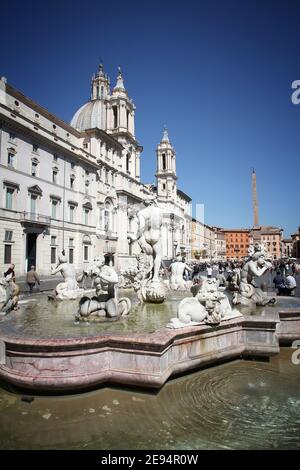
[20,212,51,225]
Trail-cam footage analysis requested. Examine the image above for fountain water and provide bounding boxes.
[0,348,300,449]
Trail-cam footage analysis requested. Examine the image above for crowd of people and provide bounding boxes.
[161,258,299,297]
[3,258,300,297]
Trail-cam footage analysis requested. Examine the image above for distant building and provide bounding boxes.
[191,218,204,259]
[221,228,250,259]
[282,238,293,258]
[191,219,220,260]
[212,227,226,260]
[251,226,283,259]
[291,227,300,258]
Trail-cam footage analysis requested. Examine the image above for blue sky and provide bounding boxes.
[1,0,299,236]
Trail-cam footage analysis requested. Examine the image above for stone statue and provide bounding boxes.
[0,274,19,315]
[226,268,240,291]
[118,266,138,288]
[131,253,153,303]
[77,256,103,288]
[129,196,167,303]
[76,254,131,321]
[136,196,162,282]
[49,253,84,300]
[233,245,276,306]
[170,256,192,290]
[167,277,241,329]
[118,253,151,292]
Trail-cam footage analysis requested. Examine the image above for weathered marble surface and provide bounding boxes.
[1,309,300,392]
[76,255,131,321]
[128,197,167,303]
[276,308,300,344]
[50,254,83,300]
[233,244,276,307]
[169,257,192,290]
[168,277,242,329]
[0,276,19,315]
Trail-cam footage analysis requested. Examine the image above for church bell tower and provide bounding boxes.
[156,127,177,200]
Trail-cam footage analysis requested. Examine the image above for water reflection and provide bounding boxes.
[0,349,299,449]
[0,291,184,339]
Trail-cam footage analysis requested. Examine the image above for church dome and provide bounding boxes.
[70,99,106,132]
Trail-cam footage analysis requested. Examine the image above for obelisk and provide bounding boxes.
[252,169,259,227]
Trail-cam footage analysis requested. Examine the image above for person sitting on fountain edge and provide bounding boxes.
[273,270,286,296]
[285,273,297,296]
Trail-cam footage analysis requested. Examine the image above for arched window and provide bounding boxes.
[83,235,91,262]
[162,153,166,170]
[100,86,104,99]
[104,199,114,232]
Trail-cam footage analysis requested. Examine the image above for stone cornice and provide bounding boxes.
[116,189,144,202]
[84,127,123,151]
[3,179,20,190]
[6,83,81,137]
[0,164,98,199]
[0,108,100,170]
[108,129,142,149]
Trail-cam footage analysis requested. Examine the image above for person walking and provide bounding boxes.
[4,264,15,281]
[26,265,40,294]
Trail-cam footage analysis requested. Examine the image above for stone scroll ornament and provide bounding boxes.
[0,274,19,315]
[232,244,276,307]
[167,277,242,329]
[127,197,167,303]
[76,255,131,322]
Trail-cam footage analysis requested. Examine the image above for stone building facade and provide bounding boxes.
[191,219,223,261]
[221,228,250,259]
[212,228,226,260]
[282,238,293,258]
[250,226,283,260]
[291,227,300,259]
[0,66,192,275]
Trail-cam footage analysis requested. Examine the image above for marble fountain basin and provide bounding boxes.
[0,290,300,393]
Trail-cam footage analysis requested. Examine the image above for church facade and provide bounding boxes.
[0,65,192,275]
